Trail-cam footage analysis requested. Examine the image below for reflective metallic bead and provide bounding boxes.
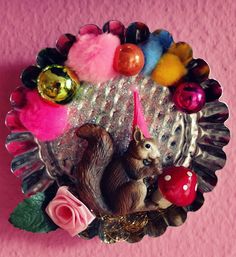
[187,58,210,83]
[56,33,76,56]
[173,82,206,113]
[21,66,42,89]
[125,22,150,44]
[37,65,79,104]
[113,43,145,76]
[103,20,125,43]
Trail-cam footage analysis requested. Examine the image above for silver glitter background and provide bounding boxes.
[50,75,190,170]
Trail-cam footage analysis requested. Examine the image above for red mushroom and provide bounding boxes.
[157,166,198,207]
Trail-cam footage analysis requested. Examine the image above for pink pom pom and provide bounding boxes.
[66,33,120,84]
[19,90,68,141]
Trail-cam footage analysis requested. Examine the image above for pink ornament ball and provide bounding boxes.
[66,33,120,84]
[18,90,69,141]
[173,82,206,113]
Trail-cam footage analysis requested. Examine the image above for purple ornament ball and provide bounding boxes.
[201,79,222,102]
[125,22,150,44]
[173,82,206,113]
[103,20,125,43]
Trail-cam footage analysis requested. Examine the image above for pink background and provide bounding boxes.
[0,0,236,256]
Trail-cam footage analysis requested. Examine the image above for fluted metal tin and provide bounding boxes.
[5,75,230,243]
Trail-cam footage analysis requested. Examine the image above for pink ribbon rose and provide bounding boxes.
[46,186,95,237]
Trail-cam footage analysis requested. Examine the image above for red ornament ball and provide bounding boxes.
[78,24,102,36]
[158,166,198,207]
[56,33,76,56]
[113,43,145,76]
[10,86,28,110]
[173,82,206,113]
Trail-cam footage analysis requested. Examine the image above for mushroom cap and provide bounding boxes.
[158,166,198,206]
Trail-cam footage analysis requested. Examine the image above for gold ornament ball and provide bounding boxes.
[37,65,79,104]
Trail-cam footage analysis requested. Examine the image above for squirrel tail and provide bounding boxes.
[75,123,114,215]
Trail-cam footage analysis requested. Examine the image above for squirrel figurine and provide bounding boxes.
[75,123,161,216]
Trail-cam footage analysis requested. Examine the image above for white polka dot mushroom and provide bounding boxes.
[152,166,198,208]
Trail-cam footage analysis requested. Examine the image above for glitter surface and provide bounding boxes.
[44,75,190,175]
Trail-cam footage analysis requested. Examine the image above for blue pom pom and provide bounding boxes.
[139,34,163,76]
[156,30,174,50]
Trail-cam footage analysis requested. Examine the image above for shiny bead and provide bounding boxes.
[56,33,76,56]
[10,87,28,109]
[201,79,222,102]
[21,66,42,89]
[168,42,193,65]
[102,20,125,43]
[36,48,66,68]
[79,24,102,36]
[187,58,210,83]
[5,110,26,132]
[113,43,145,76]
[152,29,174,50]
[173,82,206,113]
[125,22,150,44]
[37,65,79,104]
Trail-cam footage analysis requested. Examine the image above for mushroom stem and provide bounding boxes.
[152,189,172,209]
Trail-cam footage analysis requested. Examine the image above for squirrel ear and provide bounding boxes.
[133,126,144,142]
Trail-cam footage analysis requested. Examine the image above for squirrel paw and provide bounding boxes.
[151,166,162,175]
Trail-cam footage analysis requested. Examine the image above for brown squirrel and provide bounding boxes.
[75,123,161,216]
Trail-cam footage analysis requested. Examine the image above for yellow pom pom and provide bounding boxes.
[151,53,187,86]
[168,42,193,65]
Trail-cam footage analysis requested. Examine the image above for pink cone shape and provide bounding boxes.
[132,89,150,138]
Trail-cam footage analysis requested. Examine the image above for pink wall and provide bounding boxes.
[0,0,236,256]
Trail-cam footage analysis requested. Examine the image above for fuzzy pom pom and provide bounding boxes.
[66,33,120,84]
[154,30,174,50]
[19,90,68,141]
[139,34,163,76]
[151,53,187,86]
